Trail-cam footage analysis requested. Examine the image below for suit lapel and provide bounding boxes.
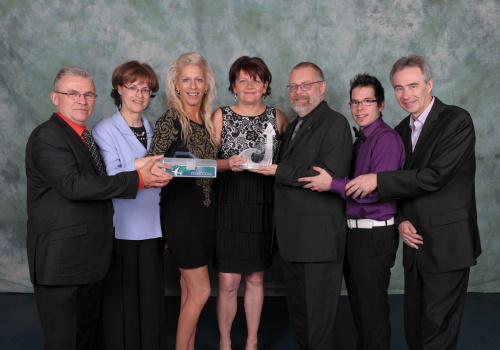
[50,114,102,174]
[144,116,154,150]
[112,110,144,150]
[280,117,316,161]
[279,102,327,160]
[112,110,152,154]
[399,120,413,170]
[113,110,135,137]
[277,117,297,161]
[408,98,441,168]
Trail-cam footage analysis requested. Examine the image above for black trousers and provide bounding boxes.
[34,282,102,350]
[344,225,399,350]
[282,258,344,350]
[97,238,166,350]
[404,255,470,350]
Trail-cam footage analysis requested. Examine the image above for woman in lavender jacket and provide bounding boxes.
[92,61,167,350]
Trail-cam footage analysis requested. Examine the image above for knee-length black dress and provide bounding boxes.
[148,108,217,269]
[214,106,279,273]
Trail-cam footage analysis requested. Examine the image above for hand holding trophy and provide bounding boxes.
[237,123,276,169]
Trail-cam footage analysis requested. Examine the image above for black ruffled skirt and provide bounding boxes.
[214,170,274,273]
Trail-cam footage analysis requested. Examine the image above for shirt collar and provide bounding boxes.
[409,96,435,129]
[56,111,88,136]
[361,117,384,139]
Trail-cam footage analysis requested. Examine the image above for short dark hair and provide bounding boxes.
[349,73,385,108]
[228,56,272,96]
[390,54,433,85]
[110,61,159,107]
[291,62,325,81]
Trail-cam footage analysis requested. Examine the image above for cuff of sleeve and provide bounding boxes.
[137,170,144,190]
[330,177,348,199]
[275,164,284,182]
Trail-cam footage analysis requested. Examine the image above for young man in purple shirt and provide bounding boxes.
[298,74,405,349]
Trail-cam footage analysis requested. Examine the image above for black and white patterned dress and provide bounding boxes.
[214,106,280,273]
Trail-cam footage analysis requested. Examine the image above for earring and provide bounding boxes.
[234,93,238,102]
[262,94,266,101]
[175,88,180,95]
[204,89,207,94]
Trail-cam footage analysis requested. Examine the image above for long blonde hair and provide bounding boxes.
[166,52,217,146]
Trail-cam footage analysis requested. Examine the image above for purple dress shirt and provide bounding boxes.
[330,117,405,221]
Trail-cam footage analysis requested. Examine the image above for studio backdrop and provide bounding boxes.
[1,0,499,294]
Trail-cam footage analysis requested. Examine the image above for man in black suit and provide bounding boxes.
[346,55,481,349]
[254,62,352,349]
[25,66,172,349]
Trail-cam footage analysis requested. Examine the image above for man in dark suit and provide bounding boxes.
[25,66,172,349]
[346,55,481,349]
[254,62,352,349]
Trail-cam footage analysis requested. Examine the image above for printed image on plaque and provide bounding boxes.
[238,123,276,169]
[159,152,217,178]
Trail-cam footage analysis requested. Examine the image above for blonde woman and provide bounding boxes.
[147,52,217,350]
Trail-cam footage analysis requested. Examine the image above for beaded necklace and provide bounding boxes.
[130,125,147,148]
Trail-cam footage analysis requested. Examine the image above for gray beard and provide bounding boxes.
[291,93,321,116]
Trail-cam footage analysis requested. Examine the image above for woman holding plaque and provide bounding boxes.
[92,61,170,350]
[212,56,289,350]
[147,52,218,350]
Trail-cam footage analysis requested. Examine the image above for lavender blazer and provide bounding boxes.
[92,109,162,240]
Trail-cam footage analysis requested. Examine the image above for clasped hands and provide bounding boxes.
[135,155,173,188]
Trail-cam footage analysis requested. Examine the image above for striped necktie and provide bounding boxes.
[82,129,105,175]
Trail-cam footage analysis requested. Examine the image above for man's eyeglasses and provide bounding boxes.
[53,91,98,101]
[348,99,378,108]
[123,85,153,96]
[286,81,323,93]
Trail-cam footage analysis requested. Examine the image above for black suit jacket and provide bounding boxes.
[25,113,140,286]
[274,101,352,262]
[378,97,481,273]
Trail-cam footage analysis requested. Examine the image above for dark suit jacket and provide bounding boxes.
[25,113,140,286]
[274,101,352,262]
[377,97,481,273]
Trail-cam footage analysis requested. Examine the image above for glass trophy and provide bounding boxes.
[238,123,275,169]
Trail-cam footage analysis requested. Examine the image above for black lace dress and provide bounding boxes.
[214,106,280,273]
[148,108,217,269]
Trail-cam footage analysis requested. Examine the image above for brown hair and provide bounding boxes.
[228,56,272,96]
[110,61,159,107]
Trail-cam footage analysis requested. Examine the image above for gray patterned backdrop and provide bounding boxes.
[1,0,499,294]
